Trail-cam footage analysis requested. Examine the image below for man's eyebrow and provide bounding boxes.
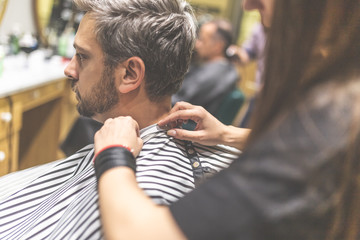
[73,43,91,54]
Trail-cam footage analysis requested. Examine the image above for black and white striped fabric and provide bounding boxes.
[0,124,239,239]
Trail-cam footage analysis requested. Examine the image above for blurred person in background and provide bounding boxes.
[227,22,267,127]
[93,0,360,239]
[227,22,266,91]
[172,18,240,116]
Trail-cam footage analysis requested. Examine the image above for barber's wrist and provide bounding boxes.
[94,146,136,182]
[94,144,134,160]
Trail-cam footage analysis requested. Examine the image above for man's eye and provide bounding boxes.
[75,53,87,66]
[76,53,84,61]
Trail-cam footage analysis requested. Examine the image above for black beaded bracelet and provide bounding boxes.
[94,147,136,182]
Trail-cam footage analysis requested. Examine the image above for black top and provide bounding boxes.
[172,59,239,115]
[170,79,360,240]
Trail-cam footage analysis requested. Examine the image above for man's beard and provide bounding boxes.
[73,66,119,118]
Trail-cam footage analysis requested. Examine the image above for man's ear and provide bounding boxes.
[118,57,145,94]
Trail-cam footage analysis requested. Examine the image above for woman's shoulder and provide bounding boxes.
[305,76,360,111]
[301,76,359,133]
[272,76,360,151]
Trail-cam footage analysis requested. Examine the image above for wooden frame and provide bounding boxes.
[32,0,53,47]
[0,0,8,26]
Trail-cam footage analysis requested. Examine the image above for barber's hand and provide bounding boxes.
[157,102,228,146]
[94,116,143,157]
[226,45,250,65]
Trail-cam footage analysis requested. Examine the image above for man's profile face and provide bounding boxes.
[243,0,275,28]
[64,14,119,121]
[195,23,221,61]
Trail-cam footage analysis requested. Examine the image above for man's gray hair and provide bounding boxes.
[73,0,197,101]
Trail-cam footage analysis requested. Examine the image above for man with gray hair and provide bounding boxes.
[0,0,239,239]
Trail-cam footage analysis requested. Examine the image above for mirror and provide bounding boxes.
[33,0,54,47]
[0,0,8,25]
[33,0,82,48]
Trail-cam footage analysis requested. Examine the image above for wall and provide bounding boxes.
[0,0,36,37]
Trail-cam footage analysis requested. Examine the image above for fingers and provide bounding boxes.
[158,109,199,129]
[107,116,140,137]
[158,102,205,127]
[94,116,142,157]
[168,101,195,114]
[103,116,140,132]
[167,128,204,142]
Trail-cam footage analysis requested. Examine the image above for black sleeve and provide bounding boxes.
[173,62,239,115]
[170,165,264,240]
[170,97,350,240]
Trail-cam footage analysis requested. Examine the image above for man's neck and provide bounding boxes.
[129,99,171,129]
[93,96,172,130]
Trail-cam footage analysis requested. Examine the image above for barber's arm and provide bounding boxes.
[94,117,186,240]
[98,168,185,240]
[158,101,251,150]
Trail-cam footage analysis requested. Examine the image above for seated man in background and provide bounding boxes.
[172,19,240,116]
[0,0,239,239]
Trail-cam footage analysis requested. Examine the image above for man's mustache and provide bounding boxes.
[68,78,81,100]
[70,79,77,89]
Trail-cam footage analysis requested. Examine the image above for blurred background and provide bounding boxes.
[0,0,261,176]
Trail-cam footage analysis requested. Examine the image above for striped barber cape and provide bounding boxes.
[0,124,240,239]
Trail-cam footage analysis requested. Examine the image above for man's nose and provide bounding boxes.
[64,56,78,80]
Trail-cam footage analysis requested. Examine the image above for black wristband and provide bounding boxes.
[94,147,136,182]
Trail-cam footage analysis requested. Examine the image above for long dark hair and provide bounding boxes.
[249,0,360,141]
[247,0,360,239]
